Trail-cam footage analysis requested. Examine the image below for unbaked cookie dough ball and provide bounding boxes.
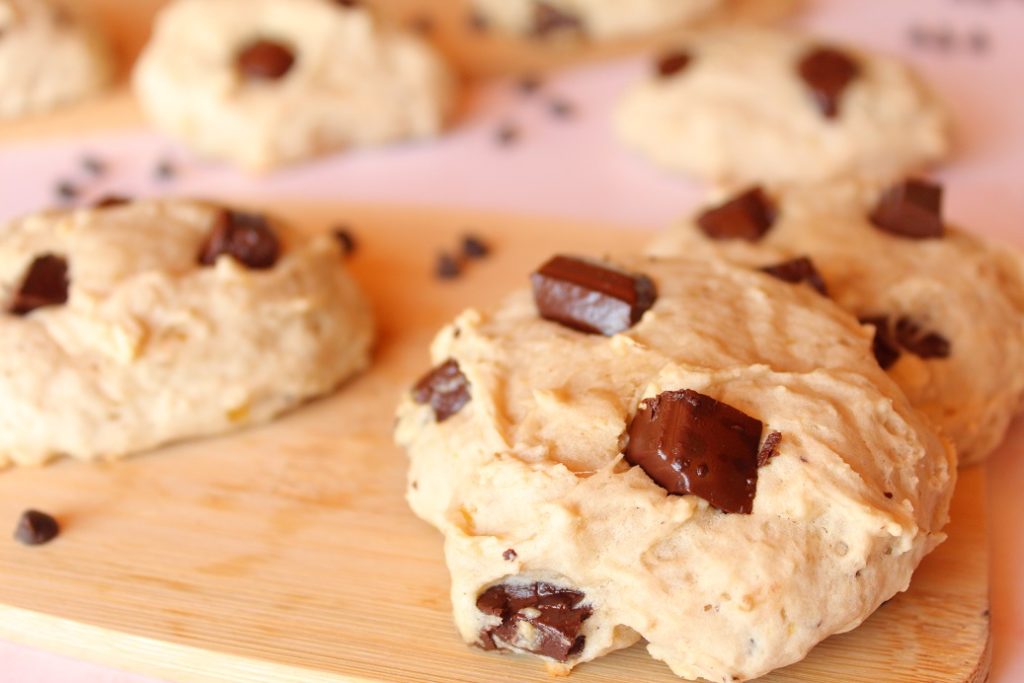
[133,0,457,171]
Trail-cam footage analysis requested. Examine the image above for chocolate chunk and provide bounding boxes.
[332,227,357,256]
[461,234,490,259]
[236,39,295,81]
[503,549,518,561]
[760,256,828,296]
[884,491,894,499]
[476,582,591,662]
[14,510,60,546]
[435,252,462,280]
[92,195,131,209]
[798,46,860,119]
[9,254,69,316]
[656,50,692,78]
[532,2,583,38]
[860,316,901,370]
[869,179,945,239]
[198,210,280,270]
[697,187,776,242]
[531,255,656,336]
[625,389,763,514]
[757,431,782,467]
[894,316,951,359]
[412,359,471,422]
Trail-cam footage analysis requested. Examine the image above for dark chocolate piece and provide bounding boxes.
[412,359,471,422]
[92,195,131,209]
[198,210,280,270]
[503,549,518,561]
[531,255,656,336]
[332,227,357,256]
[798,46,860,119]
[757,431,782,467]
[656,50,692,78]
[435,252,461,280]
[236,39,295,81]
[461,234,490,259]
[860,316,901,370]
[14,510,60,546]
[532,2,583,38]
[869,179,944,239]
[760,256,828,296]
[884,491,894,499]
[9,254,69,316]
[894,317,951,359]
[697,187,776,242]
[476,582,591,662]
[625,389,763,514]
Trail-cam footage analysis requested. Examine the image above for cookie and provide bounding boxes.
[649,179,1024,466]
[615,28,950,185]
[0,0,113,118]
[132,0,456,171]
[469,0,721,41]
[395,254,954,681]
[0,199,373,467]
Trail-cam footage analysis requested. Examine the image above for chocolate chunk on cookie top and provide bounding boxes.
[895,317,951,359]
[697,187,776,242]
[198,210,281,269]
[476,582,592,662]
[870,179,944,239]
[656,50,692,78]
[14,510,60,546]
[531,256,656,336]
[9,254,69,316]
[626,389,764,514]
[413,360,471,422]
[761,256,828,296]
[236,39,296,81]
[798,46,860,119]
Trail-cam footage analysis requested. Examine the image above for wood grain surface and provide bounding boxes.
[0,204,991,683]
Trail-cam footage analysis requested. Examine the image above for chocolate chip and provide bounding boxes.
[894,317,951,359]
[760,256,828,296]
[413,359,470,422]
[55,180,77,203]
[697,187,776,242]
[532,2,583,38]
[625,389,763,514]
[81,155,106,176]
[9,254,69,316]
[92,195,131,209]
[435,252,461,280]
[869,179,945,239]
[495,123,520,146]
[860,316,901,370]
[884,491,893,499]
[531,255,656,336]
[236,39,295,81]
[14,510,60,546]
[198,210,280,270]
[332,227,357,256]
[461,234,490,259]
[476,582,591,662]
[503,548,518,561]
[656,50,692,78]
[798,46,860,119]
[548,98,575,119]
[757,431,782,467]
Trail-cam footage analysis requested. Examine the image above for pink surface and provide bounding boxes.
[1,0,1022,680]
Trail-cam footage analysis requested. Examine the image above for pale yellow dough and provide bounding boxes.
[649,180,1024,466]
[615,28,951,185]
[395,256,954,681]
[0,200,373,467]
[133,0,456,171]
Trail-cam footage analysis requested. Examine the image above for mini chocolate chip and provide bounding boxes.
[760,256,828,296]
[332,227,357,256]
[532,2,583,38]
[625,389,763,514]
[55,180,78,203]
[503,549,518,561]
[154,159,176,181]
[198,210,280,270]
[14,510,60,546]
[860,316,901,370]
[697,187,776,242]
[9,254,69,316]
[92,195,131,209]
[236,39,295,81]
[461,234,490,259]
[884,491,893,499]
[518,74,543,94]
[435,252,462,280]
[531,255,656,336]
[656,50,692,78]
[495,123,520,146]
[548,98,575,119]
[476,582,591,662]
[894,317,951,359]
[869,179,945,239]
[413,359,471,422]
[81,155,106,176]
[798,46,860,119]
[757,431,782,467]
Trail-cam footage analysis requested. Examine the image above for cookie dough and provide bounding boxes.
[133,0,457,171]
[615,28,951,185]
[395,254,954,681]
[469,0,721,41]
[0,0,113,118]
[649,179,1024,466]
[0,199,373,467]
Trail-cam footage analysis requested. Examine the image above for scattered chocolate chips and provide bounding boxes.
[756,431,783,467]
[797,46,860,119]
[860,316,902,370]
[869,179,945,239]
[625,389,764,514]
[656,50,692,78]
[435,251,462,280]
[531,255,656,336]
[697,187,776,242]
[332,227,357,256]
[198,210,280,270]
[476,582,591,662]
[236,39,296,81]
[92,195,131,209]
[760,256,828,296]
[461,234,490,259]
[532,2,583,38]
[14,510,60,546]
[894,316,951,359]
[9,254,69,316]
[412,359,471,422]
[503,548,518,561]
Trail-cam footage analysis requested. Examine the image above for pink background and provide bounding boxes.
[1,0,1022,680]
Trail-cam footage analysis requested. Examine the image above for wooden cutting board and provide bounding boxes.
[0,204,991,683]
